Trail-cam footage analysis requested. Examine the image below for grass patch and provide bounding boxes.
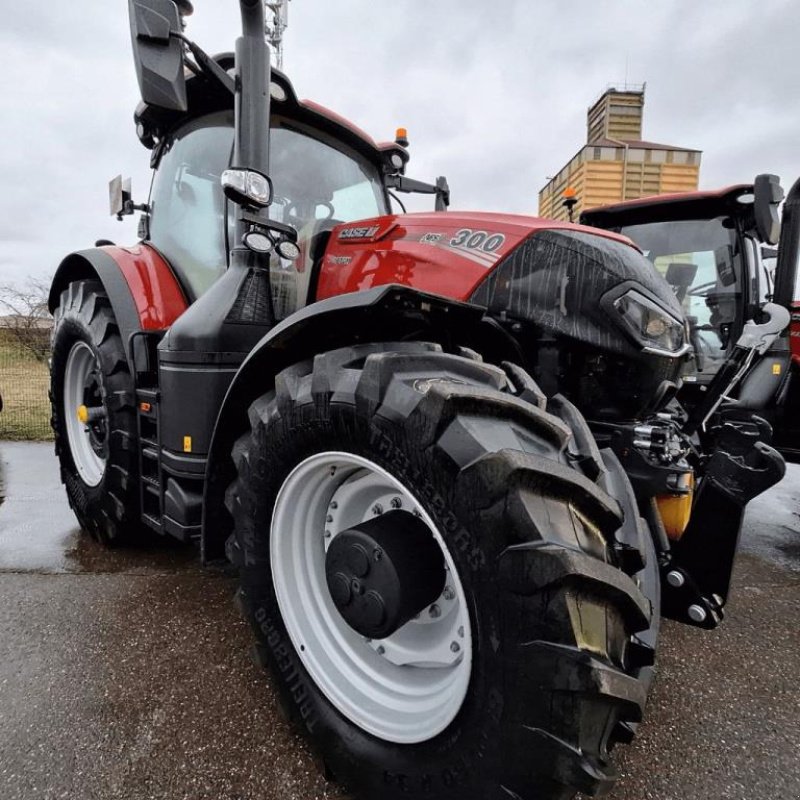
[0,331,52,441]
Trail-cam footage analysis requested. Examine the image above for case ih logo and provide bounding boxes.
[338,225,380,240]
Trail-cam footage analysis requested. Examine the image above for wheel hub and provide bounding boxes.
[270,451,472,744]
[80,369,107,456]
[325,511,446,639]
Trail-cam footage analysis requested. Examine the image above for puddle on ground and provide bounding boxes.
[0,442,202,575]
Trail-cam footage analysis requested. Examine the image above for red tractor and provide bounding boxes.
[582,177,800,461]
[47,2,793,798]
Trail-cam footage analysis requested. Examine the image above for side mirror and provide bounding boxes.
[109,175,148,221]
[773,178,800,311]
[109,175,132,218]
[128,0,187,112]
[753,173,783,246]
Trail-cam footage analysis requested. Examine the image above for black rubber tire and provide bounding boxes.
[50,279,140,545]
[227,342,657,800]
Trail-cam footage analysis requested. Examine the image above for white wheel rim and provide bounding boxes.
[271,451,473,744]
[63,341,106,487]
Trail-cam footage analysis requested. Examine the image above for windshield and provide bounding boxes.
[619,217,742,380]
[150,112,387,309]
[269,118,387,232]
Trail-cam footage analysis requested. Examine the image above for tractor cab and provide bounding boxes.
[582,183,781,390]
[133,64,402,318]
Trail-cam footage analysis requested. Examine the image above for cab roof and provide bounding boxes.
[134,56,406,168]
[581,184,754,228]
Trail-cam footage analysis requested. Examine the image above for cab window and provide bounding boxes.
[619,217,743,379]
[264,120,387,320]
[148,112,234,299]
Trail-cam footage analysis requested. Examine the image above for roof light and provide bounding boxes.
[395,127,409,147]
[270,82,287,102]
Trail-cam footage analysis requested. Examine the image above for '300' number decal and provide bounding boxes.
[450,229,506,253]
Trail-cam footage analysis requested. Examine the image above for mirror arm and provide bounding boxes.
[172,32,235,95]
[386,174,451,211]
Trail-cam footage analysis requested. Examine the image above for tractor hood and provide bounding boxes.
[316,211,636,303]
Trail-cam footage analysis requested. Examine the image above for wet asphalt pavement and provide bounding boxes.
[0,441,798,800]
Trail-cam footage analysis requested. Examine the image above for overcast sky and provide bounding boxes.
[1,0,798,288]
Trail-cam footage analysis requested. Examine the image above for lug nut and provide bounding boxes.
[443,586,455,601]
[429,604,441,619]
[412,509,421,517]
[372,503,383,516]
[450,642,460,653]
[458,626,465,638]
[666,570,685,588]
[326,514,334,523]
[329,501,338,509]
[688,604,707,623]
[390,497,402,509]
[324,530,332,538]
[373,548,383,562]
[376,645,385,655]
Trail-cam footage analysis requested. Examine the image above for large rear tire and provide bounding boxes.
[50,279,140,545]
[227,343,658,800]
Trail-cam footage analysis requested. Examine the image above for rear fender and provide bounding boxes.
[49,244,188,366]
[201,284,508,561]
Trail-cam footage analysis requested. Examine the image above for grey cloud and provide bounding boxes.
[1,0,798,288]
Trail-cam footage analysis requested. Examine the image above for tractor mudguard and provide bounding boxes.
[49,244,188,367]
[201,284,497,561]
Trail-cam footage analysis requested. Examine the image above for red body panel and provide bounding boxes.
[317,211,636,303]
[790,302,800,366]
[102,244,188,330]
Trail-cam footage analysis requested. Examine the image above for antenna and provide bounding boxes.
[266,0,291,70]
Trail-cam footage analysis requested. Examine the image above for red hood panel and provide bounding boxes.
[316,211,636,303]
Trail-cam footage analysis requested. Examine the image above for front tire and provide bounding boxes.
[227,343,657,800]
[50,279,140,544]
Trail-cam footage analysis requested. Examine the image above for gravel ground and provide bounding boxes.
[0,441,798,800]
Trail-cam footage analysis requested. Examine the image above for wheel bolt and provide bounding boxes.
[373,548,383,562]
[326,514,334,523]
[329,501,338,509]
[443,586,455,601]
[450,641,460,653]
[688,604,707,623]
[390,497,402,509]
[429,604,441,618]
[372,503,383,516]
[666,570,685,588]
[458,626,464,638]
[324,530,332,538]
[376,645,385,655]
[412,508,421,517]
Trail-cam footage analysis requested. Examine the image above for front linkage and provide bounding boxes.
[606,303,790,629]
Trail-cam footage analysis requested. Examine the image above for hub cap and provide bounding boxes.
[63,341,107,487]
[270,452,472,744]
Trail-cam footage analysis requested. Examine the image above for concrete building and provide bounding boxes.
[538,85,701,221]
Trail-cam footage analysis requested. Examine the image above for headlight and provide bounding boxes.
[221,168,273,208]
[612,290,686,354]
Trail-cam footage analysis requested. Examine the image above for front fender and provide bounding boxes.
[201,284,495,561]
